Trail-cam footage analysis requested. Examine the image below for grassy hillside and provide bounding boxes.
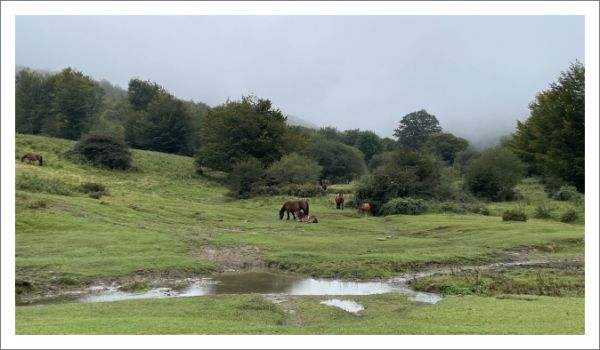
[14,134,585,334]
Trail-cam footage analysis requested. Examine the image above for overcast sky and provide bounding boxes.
[16,15,584,147]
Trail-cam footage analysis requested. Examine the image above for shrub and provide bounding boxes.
[502,209,528,222]
[266,153,322,185]
[79,182,108,199]
[88,192,103,199]
[464,147,525,201]
[70,131,132,169]
[470,204,490,216]
[438,201,469,214]
[534,203,552,219]
[381,197,428,216]
[353,150,443,215]
[277,184,325,197]
[559,209,579,223]
[80,182,106,194]
[552,185,581,201]
[227,157,266,198]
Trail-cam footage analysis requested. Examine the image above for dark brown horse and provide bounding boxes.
[357,202,371,216]
[297,211,319,223]
[335,192,344,210]
[319,179,331,190]
[279,200,309,220]
[21,153,43,166]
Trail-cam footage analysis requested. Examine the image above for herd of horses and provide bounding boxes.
[20,152,370,222]
[279,190,370,224]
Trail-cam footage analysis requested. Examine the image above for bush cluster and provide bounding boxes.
[436,201,489,215]
[380,197,428,216]
[70,132,132,170]
[559,209,579,223]
[502,209,528,222]
[79,182,108,199]
[534,203,552,219]
[552,185,581,202]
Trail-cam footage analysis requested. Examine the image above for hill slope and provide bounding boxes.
[15,134,584,291]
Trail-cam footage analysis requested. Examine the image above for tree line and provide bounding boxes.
[16,62,585,207]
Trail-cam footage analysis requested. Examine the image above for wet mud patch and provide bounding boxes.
[189,241,265,272]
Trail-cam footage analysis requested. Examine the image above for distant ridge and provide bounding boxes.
[285,114,318,129]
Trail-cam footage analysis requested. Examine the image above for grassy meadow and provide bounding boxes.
[14,134,585,334]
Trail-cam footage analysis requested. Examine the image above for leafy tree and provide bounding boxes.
[453,148,480,174]
[393,109,442,149]
[280,126,311,156]
[353,149,443,214]
[464,146,525,201]
[510,62,585,192]
[309,138,366,183]
[71,131,132,169]
[317,126,344,142]
[89,80,130,138]
[16,69,54,135]
[266,153,322,185]
[125,93,194,155]
[182,100,210,154]
[195,96,287,171]
[342,129,384,162]
[380,137,398,152]
[127,79,166,111]
[423,132,469,164]
[48,68,104,140]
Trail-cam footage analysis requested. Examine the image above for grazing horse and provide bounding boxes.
[279,200,309,220]
[319,179,331,190]
[335,192,344,210]
[357,202,371,216]
[21,153,43,166]
[297,212,319,223]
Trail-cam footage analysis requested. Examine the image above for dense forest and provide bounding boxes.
[15,62,585,213]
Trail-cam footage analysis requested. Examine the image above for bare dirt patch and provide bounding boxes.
[189,242,265,272]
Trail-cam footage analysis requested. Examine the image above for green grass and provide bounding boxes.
[410,268,585,297]
[486,178,585,224]
[14,134,586,334]
[15,293,583,334]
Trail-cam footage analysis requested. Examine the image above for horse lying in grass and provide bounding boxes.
[21,153,43,166]
[296,212,319,223]
[279,200,309,220]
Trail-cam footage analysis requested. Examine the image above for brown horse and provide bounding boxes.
[297,212,319,223]
[279,200,309,220]
[335,192,344,209]
[21,153,43,166]
[357,202,371,215]
[319,179,331,190]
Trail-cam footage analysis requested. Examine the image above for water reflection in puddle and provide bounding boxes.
[35,270,443,305]
[320,299,364,313]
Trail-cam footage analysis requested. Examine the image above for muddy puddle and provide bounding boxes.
[23,270,443,306]
[20,259,579,306]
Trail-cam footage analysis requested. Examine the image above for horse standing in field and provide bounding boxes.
[296,211,319,223]
[279,200,309,220]
[21,153,43,166]
[357,202,371,216]
[319,179,331,190]
[335,192,344,210]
